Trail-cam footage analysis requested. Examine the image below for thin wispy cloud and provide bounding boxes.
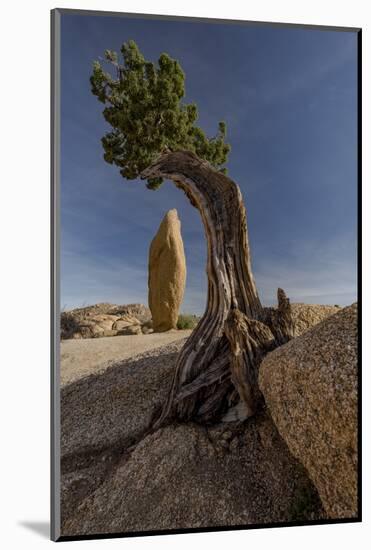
[61,246,208,314]
[254,234,357,306]
[61,249,148,310]
[60,15,357,314]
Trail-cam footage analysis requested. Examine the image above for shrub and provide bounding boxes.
[177,314,199,330]
[60,311,80,340]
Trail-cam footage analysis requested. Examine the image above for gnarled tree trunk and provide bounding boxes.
[141,150,294,426]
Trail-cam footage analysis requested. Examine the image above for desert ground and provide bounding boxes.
[61,330,192,385]
[59,303,357,536]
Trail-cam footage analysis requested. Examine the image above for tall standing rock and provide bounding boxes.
[148,209,186,332]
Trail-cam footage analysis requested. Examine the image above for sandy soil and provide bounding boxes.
[60,330,192,386]
[60,337,324,534]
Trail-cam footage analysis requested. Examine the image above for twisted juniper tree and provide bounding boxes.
[91,40,294,426]
[91,41,230,189]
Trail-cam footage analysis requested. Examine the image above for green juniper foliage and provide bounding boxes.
[177,314,200,330]
[90,40,231,189]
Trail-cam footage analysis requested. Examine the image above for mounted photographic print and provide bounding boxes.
[51,8,361,542]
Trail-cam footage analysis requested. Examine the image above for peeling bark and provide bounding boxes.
[141,150,294,425]
[224,310,276,418]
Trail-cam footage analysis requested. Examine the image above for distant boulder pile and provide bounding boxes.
[60,303,152,340]
[61,302,342,342]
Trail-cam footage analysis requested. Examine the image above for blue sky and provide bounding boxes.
[60,13,358,314]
